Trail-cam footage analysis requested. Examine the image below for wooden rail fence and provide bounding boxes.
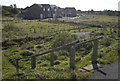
[15,36,103,74]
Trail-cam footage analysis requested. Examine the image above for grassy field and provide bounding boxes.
[2,14,119,79]
[2,16,24,21]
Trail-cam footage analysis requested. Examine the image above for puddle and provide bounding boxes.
[71,32,91,37]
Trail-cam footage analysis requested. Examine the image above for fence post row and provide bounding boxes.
[31,56,36,69]
[69,45,75,69]
[92,39,99,70]
[15,37,103,74]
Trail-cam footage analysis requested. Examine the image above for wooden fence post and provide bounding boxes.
[50,52,54,66]
[43,32,44,37]
[31,56,36,69]
[92,39,99,70]
[69,46,75,69]
[16,59,19,74]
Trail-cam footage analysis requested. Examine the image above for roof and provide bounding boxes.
[50,5,57,8]
[36,4,50,8]
[65,7,76,10]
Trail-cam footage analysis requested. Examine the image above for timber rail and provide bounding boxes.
[15,36,104,74]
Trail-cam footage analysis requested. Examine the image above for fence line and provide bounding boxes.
[15,36,103,74]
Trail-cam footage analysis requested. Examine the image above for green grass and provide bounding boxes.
[59,15,118,23]
[2,16,24,21]
[2,14,119,79]
[2,54,16,79]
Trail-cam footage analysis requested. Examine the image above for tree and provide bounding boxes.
[13,4,17,8]
[2,5,19,16]
[91,9,94,12]
[10,5,13,8]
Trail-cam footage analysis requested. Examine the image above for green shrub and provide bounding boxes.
[100,37,112,47]
[3,24,19,32]
[51,32,75,48]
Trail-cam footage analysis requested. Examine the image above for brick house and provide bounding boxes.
[50,5,58,18]
[57,8,65,17]
[64,7,76,17]
[39,4,51,18]
[21,4,77,19]
[21,4,58,19]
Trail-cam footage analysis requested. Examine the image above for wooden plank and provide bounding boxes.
[50,52,54,66]
[15,36,103,62]
[16,40,79,60]
[31,56,36,69]
[69,46,75,69]
[74,36,102,46]
[92,39,99,70]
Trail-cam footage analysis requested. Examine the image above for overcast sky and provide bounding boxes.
[0,0,120,11]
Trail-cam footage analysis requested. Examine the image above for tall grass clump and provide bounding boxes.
[51,32,75,48]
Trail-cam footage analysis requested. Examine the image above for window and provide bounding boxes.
[43,8,45,11]
[40,14,43,19]
[68,12,72,14]
[54,9,56,12]
[48,8,50,11]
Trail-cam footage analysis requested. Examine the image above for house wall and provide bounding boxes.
[57,8,65,17]
[42,7,52,18]
[23,4,43,19]
[22,4,52,19]
[64,9,76,17]
[22,4,77,19]
[51,8,58,18]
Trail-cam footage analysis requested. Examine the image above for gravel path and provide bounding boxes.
[87,61,119,80]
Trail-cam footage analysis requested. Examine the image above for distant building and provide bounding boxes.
[57,8,64,17]
[21,4,77,19]
[64,7,77,17]
[50,5,59,18]
[21,4,58,19]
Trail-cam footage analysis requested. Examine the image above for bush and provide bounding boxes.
[100,37,112,47]
[3,24,19,32]
[2,5,19,17]
[51,32,75,48]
